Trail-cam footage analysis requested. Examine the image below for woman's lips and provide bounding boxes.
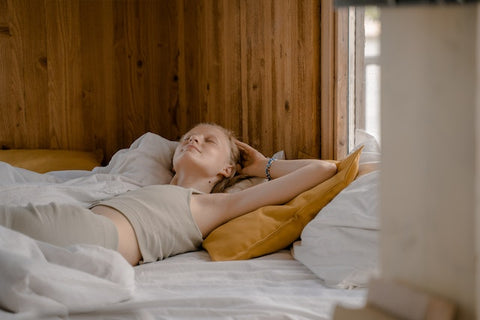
[185,144,200,153]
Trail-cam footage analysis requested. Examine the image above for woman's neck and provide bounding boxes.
[170,172,215,193]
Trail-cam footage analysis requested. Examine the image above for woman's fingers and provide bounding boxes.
[235,140,267,169]
[235,139,261,155]
[235,140,252,153]
[234,140,269,177]
[235,140,253,160]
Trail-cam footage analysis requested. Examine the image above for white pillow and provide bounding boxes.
[292,170,380,289]
[355,129,381,164]
[92,133,178,186]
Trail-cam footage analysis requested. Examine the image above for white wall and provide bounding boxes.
[380,6,479,319]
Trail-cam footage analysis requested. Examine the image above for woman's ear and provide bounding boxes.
[220,164,235,178]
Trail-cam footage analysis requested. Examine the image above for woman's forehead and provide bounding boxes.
[187,124,226,138]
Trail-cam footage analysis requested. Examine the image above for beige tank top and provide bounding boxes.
[94,185,203,263]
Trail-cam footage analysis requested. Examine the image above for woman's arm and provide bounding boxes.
[235,140,333,180]
[228,140,337,219]
[190,141,337,237]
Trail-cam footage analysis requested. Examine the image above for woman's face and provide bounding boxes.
[172,124,234,179]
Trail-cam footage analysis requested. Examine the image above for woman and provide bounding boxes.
[1,124,337,266]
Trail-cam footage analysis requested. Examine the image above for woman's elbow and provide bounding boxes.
[320,161,337,181]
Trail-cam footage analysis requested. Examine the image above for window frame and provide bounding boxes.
[320,0,349,160]
[320,1,367,160]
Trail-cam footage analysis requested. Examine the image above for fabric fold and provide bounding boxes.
[0,226,134,317]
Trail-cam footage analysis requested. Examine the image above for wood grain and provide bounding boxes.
[45,0,82,149]
[0,0,10,148]
[80,0,116,159]
[320,0,348,160]
[0,0,327,162]
[320,0,335,160]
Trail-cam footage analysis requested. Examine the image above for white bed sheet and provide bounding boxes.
[65,250,365,320]
[0,249,366,320]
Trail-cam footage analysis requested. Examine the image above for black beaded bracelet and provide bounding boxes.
[265,158,276,181]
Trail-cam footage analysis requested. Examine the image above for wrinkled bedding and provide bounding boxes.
[0,163,140,318]
[0,135,368,319]
[0,226,134,318]
[0,163,140,207]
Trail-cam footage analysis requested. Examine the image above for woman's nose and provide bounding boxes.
[189,135,200,143]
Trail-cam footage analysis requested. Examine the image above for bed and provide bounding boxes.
[0,131,381,320]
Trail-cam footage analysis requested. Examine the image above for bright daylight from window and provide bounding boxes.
[364,7,381,145]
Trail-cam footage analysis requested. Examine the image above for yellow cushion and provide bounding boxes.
[203,146,364,261]
[0,149,103,173]
[358,161,380,177]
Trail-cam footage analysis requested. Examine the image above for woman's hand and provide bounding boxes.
[235,140,268,177]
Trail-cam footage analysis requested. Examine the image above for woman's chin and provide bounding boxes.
[174,152,201,168]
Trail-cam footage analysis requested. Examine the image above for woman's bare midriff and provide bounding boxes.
[91,205,142,266]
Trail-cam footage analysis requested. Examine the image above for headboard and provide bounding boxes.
[0,0,322,163]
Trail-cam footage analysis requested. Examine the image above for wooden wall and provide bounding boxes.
[0,0,321,162]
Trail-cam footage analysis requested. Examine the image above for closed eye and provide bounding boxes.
[206,136,218,144]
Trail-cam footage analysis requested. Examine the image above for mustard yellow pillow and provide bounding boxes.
[203,146,363,261]
[0,149,103,173]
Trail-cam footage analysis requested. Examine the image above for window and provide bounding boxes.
[319,2,380,159]
[348,6,381,151]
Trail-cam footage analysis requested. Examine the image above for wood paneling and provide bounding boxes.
[0,0,322,162]
[0,0,12,148]
[79,0,116,157]
[320,0,349,160]
[46,0,83,149]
